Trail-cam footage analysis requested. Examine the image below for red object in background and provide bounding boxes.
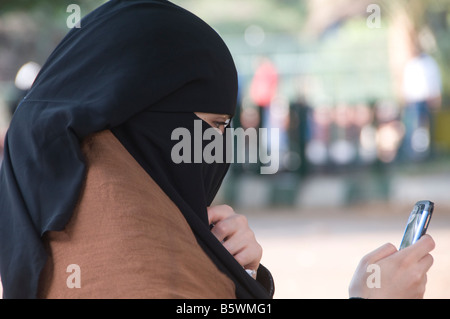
[249,59,279,107]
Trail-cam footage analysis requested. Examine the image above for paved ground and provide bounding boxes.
[2,202,450,299]
[245,203,450,299]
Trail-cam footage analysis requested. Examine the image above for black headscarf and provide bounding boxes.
[0,0,270,298]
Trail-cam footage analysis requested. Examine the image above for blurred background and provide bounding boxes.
[1,0,450,299]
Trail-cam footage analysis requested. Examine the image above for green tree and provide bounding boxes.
[381,0,450,105]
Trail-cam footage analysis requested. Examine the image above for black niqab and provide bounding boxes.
[0,0,270,298]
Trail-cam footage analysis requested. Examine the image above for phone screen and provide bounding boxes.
[399,201,433,250]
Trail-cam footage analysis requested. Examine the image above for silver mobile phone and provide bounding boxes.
[399,200,434,250]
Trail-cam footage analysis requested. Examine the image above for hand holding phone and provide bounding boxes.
[349,201,435,298]
[399,200,434,250]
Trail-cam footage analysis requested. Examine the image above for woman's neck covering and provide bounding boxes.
[0,0,270,298]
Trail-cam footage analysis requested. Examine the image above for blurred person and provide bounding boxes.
[249,57,279,110]
[354,103,378,164]
[246,57,279,173]
[374,101,405,163]
[0,127,6,163]
[0,0,435,300]
[329,103,358,167]
[305,105,333,168]
[289,94,313,176]
[400,43,442,161]
[249,57,279,129]
[267,95,290,171]
[232,101,261,174]
[9,62,41,115]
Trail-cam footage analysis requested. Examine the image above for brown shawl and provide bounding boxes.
[38,130,236,298]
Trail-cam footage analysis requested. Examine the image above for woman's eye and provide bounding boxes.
[214,119,230,128]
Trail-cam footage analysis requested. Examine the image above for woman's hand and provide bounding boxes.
[207,205,262,278]
[349,234,435,299]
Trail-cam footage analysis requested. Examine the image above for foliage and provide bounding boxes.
[170,0,308,33]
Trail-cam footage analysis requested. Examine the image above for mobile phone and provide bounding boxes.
[399,200,434,250]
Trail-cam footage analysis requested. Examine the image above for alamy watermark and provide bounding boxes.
[66,4,81,29]
[171,120,280,175]
[67,3,381,30]
[366,4,381,29]
[367,264,381,289]
[66,264,81,289]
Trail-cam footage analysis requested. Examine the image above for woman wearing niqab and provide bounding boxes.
[0,0,274,299]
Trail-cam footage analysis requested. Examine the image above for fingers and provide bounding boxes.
[399,234,435,262]
[350,235,435,299]
[220,224,252,254]
[360,242,398,265]
[222,228,262,269]
[210,213,246,242]
[235,247,262,272]
[208,205,249,243]
[207,205,234,226]
[207,205,263,270]
[418,253,434,273]
[406,253,433,299]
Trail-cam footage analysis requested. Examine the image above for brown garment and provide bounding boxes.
[38,130,236,299]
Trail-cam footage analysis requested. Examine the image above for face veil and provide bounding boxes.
[112,112,231,227]
[0,0,271,298]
